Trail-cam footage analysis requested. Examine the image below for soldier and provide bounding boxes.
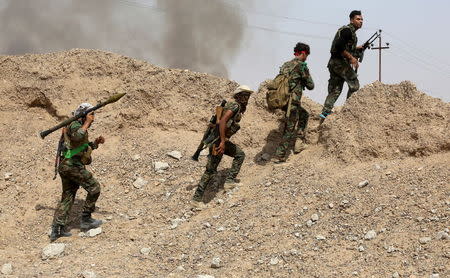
[274,42,314,163]
[192,85,254,209]
[319,10,364,119]
[50,103,104,242]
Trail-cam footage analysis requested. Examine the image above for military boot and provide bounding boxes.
[80,212,102,231]
[49,224,72,242]
[294,141,308,154]
[224,178,239,192]
[191,200,207,211]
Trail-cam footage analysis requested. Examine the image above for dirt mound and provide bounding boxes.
[320,81,450,162]
[0,50,449,278]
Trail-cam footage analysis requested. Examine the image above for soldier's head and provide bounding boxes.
[349,10,363,29]
[233,85,253,112]
[294,42,310,62]
[73,102,94,122]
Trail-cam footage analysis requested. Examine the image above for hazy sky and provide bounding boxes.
[134,0,450,103]
[225,0,450,104]
[2,0,448,105]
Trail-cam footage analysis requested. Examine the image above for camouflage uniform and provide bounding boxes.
[275,57,314,159]
[52,120,100,226]
[322,24,360,115]
[193,101,245,201]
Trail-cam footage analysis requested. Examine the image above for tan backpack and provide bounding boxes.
[265,60,297,110]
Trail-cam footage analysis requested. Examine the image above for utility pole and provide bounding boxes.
[371,29,390,82]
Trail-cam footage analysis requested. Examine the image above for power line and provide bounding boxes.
[384,31,450,70]
[387,49,450,80]
[246,25,329,40]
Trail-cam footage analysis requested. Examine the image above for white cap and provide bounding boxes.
[73,102,94,117]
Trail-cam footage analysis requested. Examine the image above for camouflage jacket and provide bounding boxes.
[223,101,242,138]
[63,120,98,163]
[280,57,315,102]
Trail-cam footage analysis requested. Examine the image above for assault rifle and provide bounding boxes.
[53,133,65,180]
[192,100,227,161]
[358,30,381,63]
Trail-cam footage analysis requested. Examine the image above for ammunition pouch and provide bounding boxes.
[80,146,93,165]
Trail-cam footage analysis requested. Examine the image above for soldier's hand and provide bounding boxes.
[350,57,359,70]
[95,136,105,145]
[85,112,95,123]
[216,141,226,155]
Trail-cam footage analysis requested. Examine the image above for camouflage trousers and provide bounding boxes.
[276,102,309,158]
[52,159,101,226]
[193,141,245,201]
[322,58,360,114]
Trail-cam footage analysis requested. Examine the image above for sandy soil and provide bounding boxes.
[0,49,448,278]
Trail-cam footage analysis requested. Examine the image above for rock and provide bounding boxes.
[170,218,184,229]
[311,213,319,222]
[216,226,225,232]
[79,270,97,278]
[364,230,377,240]
[316,235,326,240]
[140,247,151,255]
[210,257,221,268]
[392,272,400,278]
[436,231,449,240]
[429,274,439,278]
[4,172,12,181]
[358,246,365,252]
[197,275,215,278]
[131,154,141,161]
[269,257,279,265]
[167,151,182,160]
[386,246,396,253]
[419,237,432,244]
[261,153,271,161]
[133,177,148,189]
[154,161,169,171]
[199,149,209,156]
[328,203,334,208]
[1,263,13,275]
[358,180,369,188]
[42,243,66,260]
[306,220,314,227]
[86,227,102,237]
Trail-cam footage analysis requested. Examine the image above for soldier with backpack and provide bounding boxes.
[192,85,254,210]
[272,42,314,163]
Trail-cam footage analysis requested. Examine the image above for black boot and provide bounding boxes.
[59,225,72,237]
[49,224,59,242]
[80,212,102,231]
[49,224,72,242]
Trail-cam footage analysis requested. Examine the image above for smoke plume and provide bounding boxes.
[0,0,248,78]
[156,0,246,78]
